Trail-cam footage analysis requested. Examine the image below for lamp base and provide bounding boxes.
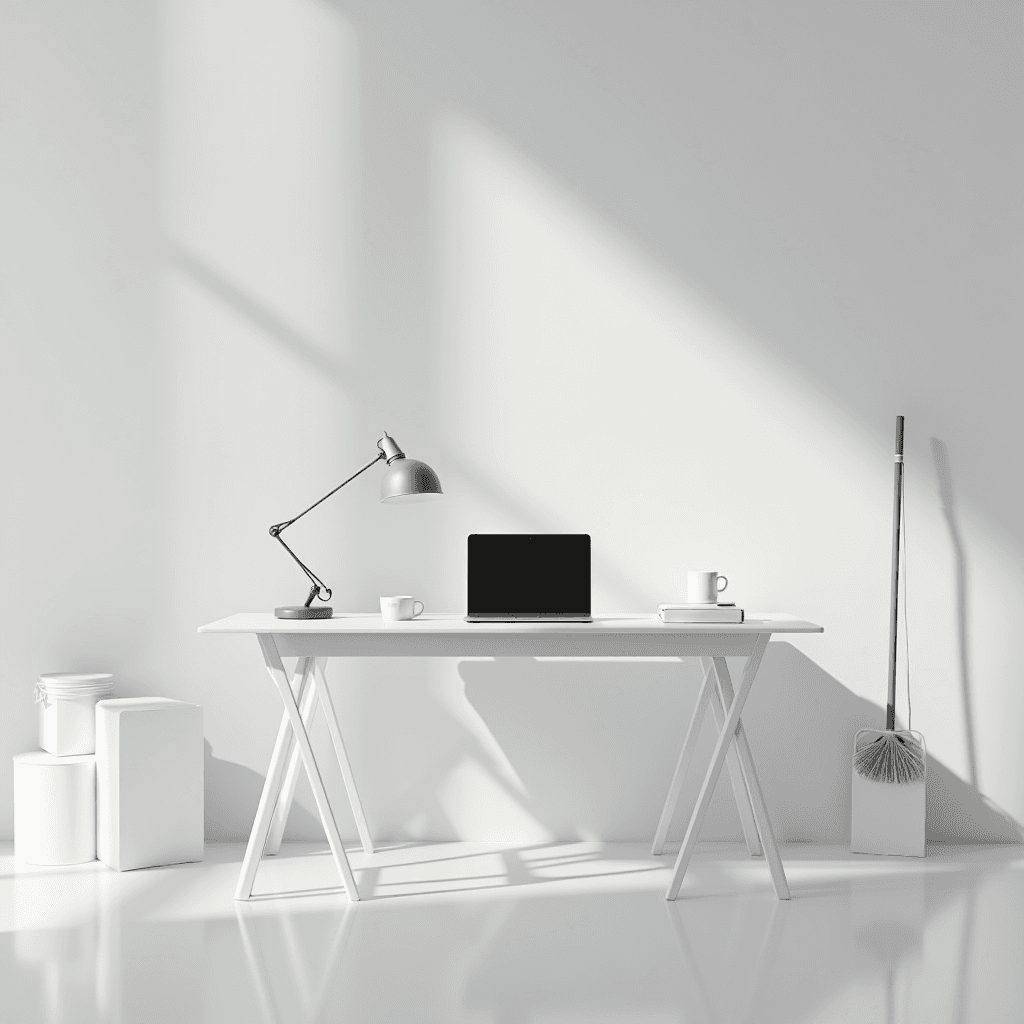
[274,606,333,620]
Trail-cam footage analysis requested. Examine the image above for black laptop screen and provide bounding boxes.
[467,534,591,616]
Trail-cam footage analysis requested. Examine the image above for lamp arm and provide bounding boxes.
[270,452,385,535]
[269,450,385,603]
[272,532,333,606]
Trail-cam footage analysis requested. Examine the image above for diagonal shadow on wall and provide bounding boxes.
[461,643,1022,844]
[932,436,979,791]
[204,738,323,842]
[166,2,1024,844]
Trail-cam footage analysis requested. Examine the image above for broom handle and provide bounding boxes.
[886,415,904,731]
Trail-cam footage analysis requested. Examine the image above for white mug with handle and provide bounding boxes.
[380,596,425,622]
[686,571,728,605]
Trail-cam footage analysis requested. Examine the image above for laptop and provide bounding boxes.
[466,534,592,622]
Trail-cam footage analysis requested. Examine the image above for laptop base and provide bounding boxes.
[465,615,593,623]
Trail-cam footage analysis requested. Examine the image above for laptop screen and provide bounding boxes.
[467,534,591,617]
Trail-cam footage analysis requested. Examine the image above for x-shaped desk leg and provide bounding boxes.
[235,654,315,900]
[264,661,321,857]
[651,659,715,857]
[265,660,374,857]
[234,636,360,902]
[660,634,790,900]
[709,655,789,900]
[652,659,761,858]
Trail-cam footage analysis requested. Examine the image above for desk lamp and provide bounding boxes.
[270,431,442,619]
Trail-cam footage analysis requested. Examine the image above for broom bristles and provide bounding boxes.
[854,731,925,784]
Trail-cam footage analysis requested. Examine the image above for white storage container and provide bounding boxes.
[36,673,114,756]
[851,729,927,857]
[13,752,97,865]
[96,697,204,871]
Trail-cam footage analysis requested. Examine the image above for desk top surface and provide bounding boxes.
[199,612,823,636]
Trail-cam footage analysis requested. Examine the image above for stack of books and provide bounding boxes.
[658,603,744,623]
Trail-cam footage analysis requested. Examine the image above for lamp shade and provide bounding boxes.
[380,457,443,502]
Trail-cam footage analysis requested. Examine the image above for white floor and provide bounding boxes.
[2,840,1022,1023]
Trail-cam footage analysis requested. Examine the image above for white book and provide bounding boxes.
[658,603,744,623]
[660,602,738,609]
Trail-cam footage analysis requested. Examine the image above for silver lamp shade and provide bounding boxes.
[380,457,443,502]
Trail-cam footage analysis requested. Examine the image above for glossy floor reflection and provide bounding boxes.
[2,841,1023,1023]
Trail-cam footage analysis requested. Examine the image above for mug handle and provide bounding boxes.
[412,600,425,618]
[716,575,729,593]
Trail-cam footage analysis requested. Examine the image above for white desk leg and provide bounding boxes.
[265,668,320,857]
[702,657,763,858]
[666,634,770,900]
[712,657,790,900]
[652,661,715,856]
[312,660,375,854]
[258,635,361,902]
[235,657,315,901]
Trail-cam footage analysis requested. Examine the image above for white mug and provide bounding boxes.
[380,596,424,622]
[686,571,728,605]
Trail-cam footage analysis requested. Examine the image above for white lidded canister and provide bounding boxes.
[36,673,114,756]
[13,752,96,865]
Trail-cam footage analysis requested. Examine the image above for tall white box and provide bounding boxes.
[850,729,927,857]
[96,698,204,871]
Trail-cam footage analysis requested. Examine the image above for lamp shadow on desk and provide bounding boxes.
[460,644,1022,845]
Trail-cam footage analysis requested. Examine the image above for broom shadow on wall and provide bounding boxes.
[930,438,978,792]
[930,438,1023,841]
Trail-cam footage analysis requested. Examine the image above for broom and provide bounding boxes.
[854,415,926,785]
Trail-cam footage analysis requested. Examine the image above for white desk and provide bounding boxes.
[198,613,822,902]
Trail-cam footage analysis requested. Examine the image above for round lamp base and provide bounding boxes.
[274,606,333,620]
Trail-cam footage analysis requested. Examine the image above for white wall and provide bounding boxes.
[2,0,1022,845]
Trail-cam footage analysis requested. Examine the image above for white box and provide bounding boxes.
[851,729,926,857]
[96,698,204,871]
[13,752,96,865]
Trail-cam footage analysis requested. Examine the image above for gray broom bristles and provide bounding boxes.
[854,730,925,784]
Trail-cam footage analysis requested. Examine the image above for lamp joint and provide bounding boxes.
[377,432,405,464]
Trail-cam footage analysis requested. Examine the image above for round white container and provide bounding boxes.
[36,673,114,756]
[13,752,97,865]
